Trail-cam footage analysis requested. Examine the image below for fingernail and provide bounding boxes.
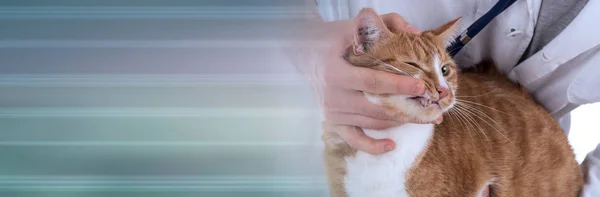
[434,116,443,124]
[406,25,420,34]
[384,144,393,152]
[413,81,424,95]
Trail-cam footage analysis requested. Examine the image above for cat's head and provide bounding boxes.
[346,8,461,123]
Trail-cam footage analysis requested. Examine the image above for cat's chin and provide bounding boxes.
[364,92,451,122]
[409,99,456,123]
[417,109,444,123]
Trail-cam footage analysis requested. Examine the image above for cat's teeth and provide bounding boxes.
[421,92,431,99]
[419,98,431,107]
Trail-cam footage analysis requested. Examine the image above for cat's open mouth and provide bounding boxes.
[409,96,439,108]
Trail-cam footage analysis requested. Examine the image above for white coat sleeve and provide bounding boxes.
[581,144,600,196]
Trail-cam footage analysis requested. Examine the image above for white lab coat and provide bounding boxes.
[316,0,600,196]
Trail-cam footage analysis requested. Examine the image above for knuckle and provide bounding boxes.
[339,130,359,146]
[372,109,391,120]
[323,97,335,109]
[395,81,408,94]
[396,82,412,94]
[344,136,359,148]
[374,121,392,130]
[372,124,388,130]
[319,63,338,87]
[366,140,379,151]
[387,13,402,19]
[398,116,414,123]
[362,119,385,130]
[382,13,406,29]
[356,140,378,154]
[323,112,336,122]
[361,72,378,92]
[393,75,412,87]
[348,141,363,151]
[322,69,335,86]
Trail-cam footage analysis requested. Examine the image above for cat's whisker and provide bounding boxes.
[457,101,513,135]
[457,102,514,145]
[453,105,489,144]
[450,109,474,142]
[456,88,500,98]
[456,98,507,114]
[464,109,513,145]
[362,54,409,74]
[454,104,491,143]
[360,53,425,78]
[456,98,511,117]
[382,63,409,75]
[456,104,493,135]
[448,109,475,145]
[447,46,463,56]
[459,102,506,131]
[456,105,487,139]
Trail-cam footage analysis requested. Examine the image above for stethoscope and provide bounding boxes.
[446,0,518,57]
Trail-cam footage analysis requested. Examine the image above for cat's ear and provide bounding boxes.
[429,17,461,46]
[352,8,393,55]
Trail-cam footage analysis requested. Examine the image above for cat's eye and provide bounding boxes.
[404,62,420,68]
[441,65,450,76]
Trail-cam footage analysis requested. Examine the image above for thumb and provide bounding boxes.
[380,13,421,34]
[333,125,395,155]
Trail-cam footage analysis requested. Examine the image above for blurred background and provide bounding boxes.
[0,0,598,197]
[0,0,328,196]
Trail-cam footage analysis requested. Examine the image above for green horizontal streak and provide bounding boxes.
[0,6,311,12]
[0,180,317,184]
[0,186,324,191]
[0,141,319,146]
[0,6,314,19]
[0,176,321,180]
[0,40,322,48]
[0,107,321,117]
[0,175,327,191]
[0,74,306,87]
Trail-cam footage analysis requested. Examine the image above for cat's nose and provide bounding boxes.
[437,86,449,99]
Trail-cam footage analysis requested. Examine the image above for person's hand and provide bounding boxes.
[318,13,440,155]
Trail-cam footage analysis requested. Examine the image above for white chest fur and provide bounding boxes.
[344,123,434,197]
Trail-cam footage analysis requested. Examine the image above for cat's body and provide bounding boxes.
[325,67,583,197]
[323,8,583,197]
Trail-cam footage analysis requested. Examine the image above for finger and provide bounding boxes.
[326,112,403,130]
[335,125,395,155]
[380,13,409,31]
[404,25,421,34]
[380,13,421,34]
[324,89,394,120]
[335,64,425,95]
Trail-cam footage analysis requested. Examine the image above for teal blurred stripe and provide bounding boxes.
[0,74,304,87]
[0,6,314,19]
[0,1,327,196]
[0,40,320,48]
[0,176,326,191]
[0,107,320,117]
[0,141,316,146]
[0,191,326,197]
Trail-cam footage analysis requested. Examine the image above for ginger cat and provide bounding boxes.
[323,8,583,197]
